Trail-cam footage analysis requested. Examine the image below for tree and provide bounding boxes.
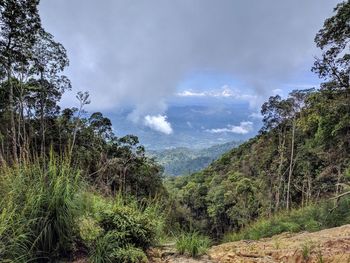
[70,91,90,157]
[0,0,41,161]
[30,30,70,156]
[313,1,350,90]
[261,95,292,210]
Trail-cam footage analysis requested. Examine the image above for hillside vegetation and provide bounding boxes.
[166,0,350,239]
[148,141,240,176]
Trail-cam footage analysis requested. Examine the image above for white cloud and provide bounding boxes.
[207,121,253,134]
[249,112,263,119]
[177,85,260,108]
[283,83,318,89]
[186,121,193,128]
[177,90,206,97]
[272,88,282,95]
[144,115,173,135]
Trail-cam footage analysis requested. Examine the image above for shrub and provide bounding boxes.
[87,194,165,262]
[175,232,211,257]
[78,216,103,246]
[111,245,148,263]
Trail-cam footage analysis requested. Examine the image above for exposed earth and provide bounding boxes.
[150,224,350,263]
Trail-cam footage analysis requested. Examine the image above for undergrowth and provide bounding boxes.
[175,232,211,257]
[0,156,166,262]
[223,197,350,242]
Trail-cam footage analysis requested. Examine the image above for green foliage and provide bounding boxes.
[0,156,81,261]
[223,197,350,242]
[175,232,211,257]
[0,157,165,262]
[91,239,148,263]
[78,193,165,263]
[110,245,148,263]
[78,216,103,247]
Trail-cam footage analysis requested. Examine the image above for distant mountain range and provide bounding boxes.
[147,141,241,176]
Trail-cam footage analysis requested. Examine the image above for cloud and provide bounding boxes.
[178,90,206,97]
[186,121,193,128]
[249,112,263,119]
[177,85,260,108]
[39,0,338,115]
[144,115,173,134]
[272,88,282,95]
[207,121,253,134]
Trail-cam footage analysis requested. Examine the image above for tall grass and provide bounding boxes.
[175,232,211,257]
[0,156,81,262]
[0,156,167,262]
[223,197,350,242]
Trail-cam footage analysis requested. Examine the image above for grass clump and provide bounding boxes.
[175,232,211,257]
[223,197,350,242]
[300,240,315,260]
[0,156,81,262]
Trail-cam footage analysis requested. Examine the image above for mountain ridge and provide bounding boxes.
[147,141,241,176]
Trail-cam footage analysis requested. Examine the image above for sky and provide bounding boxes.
[38,0,340,149]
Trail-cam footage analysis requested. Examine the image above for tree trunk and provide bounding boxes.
[40,71,46,157]
[307,173,312,205]
[286,119,296,210]
[275,127,286,211]
[7,66,18,163]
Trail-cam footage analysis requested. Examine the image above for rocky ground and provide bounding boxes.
[150,224,350,263]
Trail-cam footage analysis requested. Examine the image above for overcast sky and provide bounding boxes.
[38,0,340,138]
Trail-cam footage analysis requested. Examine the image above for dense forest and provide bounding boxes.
[0,0,350,262]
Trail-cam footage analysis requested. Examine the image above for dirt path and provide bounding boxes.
[148,242,215,263]
[208,224,350,263]
[151,225,350,263]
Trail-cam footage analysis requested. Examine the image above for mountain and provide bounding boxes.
[148,141,241,176]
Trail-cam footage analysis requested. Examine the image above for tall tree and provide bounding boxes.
[0,0,41,161]
[30,30,70,156]
[313,1,350,90]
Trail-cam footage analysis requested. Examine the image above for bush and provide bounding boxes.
[78,216,103,246]
[111,245,148,263]
[175,232,211,257]
[223,198,350,242]
[84,194,165,262]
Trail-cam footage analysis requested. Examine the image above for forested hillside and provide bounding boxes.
[148,141,240,176]
[167,1,350,238]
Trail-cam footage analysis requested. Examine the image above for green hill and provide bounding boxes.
[167,85,350,237]
[148,141,241,176]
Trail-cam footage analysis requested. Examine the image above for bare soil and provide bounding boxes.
[151,224,350,263]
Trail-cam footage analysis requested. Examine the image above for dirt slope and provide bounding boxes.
[208,224,350,263]
[150,225,350,263]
